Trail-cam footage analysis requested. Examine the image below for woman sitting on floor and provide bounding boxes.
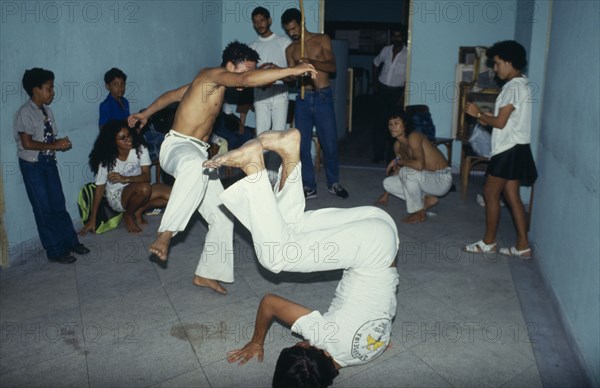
[80,120,171,234]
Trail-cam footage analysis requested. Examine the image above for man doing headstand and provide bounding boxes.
[203,130,399,386]
[128,42,316,294]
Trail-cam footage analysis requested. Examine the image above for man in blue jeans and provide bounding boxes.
[282,8,349,199]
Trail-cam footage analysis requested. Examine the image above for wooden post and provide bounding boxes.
[299,0,305,99]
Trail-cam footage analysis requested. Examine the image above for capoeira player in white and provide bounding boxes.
[203,130,399,386]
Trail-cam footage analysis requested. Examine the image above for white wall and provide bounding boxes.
[408,0,516,168]
[1,0,223,261]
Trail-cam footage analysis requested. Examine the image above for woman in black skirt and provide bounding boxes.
[464,41,538,258]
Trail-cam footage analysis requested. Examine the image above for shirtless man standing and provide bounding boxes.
[282,8,349,200]
[128,42,316,294]
[376,110,452,223]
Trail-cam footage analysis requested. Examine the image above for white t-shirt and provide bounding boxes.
[95,146,151,196]
[291,267,399,367]
[373,45,407,87]
[491,76,533,156]
[250,33,291,87]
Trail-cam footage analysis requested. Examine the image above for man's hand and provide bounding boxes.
[127,112,148,129]
[292,63,317,79]
[227,341,264,365]
[386,158,399,176]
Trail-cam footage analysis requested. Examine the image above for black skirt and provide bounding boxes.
[486,144,538,186]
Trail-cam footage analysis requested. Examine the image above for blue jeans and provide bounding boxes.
[294,87,339,189]
[19,155,79,260]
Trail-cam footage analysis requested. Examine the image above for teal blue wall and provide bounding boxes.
[409,0,516,168]
[1,1,223,256]
[531,1,600,385]
[220,0,321,48]
[513,1,550,202]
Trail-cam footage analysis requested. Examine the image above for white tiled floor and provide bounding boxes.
[0,166,552,387]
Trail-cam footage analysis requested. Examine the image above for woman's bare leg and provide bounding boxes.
[482,175,507,245]
[121,183,152,233]
[502,180,530,251]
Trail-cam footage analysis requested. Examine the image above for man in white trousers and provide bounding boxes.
[128,42,316,294]
[203,130,399,386]
[377,110,453,223]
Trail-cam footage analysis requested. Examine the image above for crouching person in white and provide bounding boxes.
[377,111,452,224]
[203,129,399,387]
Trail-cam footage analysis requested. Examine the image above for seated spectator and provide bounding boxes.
[99,68,129,130]
[80,120,171,234]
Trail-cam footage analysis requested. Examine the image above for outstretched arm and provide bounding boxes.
[227,294,311,365]
[215,63,317,89]
[127,84,189,128]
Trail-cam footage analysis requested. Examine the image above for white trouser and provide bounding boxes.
[254,86,288,186]
[253,85,289,135]
[159,131,235,282]
[220,163,399,274]
[383,167,453,213]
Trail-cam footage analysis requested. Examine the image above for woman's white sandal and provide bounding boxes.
[499,246,532,258]
[464,240,497,253]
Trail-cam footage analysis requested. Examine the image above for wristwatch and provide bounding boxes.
[476,112,482,119]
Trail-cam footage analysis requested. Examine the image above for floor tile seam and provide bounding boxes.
[0,302,83,326]
[73,263,93,387]
[405,348,456,387]
[147,365,210,388]
[177,294,262,323]
[0,342,85,378]
[148,261,205,372]
[407,340,535,388]
[407,283,495,321]
[496,362,540,388]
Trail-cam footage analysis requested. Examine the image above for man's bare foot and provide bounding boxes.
[193,275,227,294]
[375,192,389,207]
[149,231,173,261]
[203,140,265,176]
[257,128,300,163]
[424,195,439,210]
[124,214,142,233]
[403,210,426,224]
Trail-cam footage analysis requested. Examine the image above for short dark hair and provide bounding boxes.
[281,8,301,25]
[252,6,270,19]
[389,110,413,135]
[22,68,54,97]
[272,345,339,388]
[486,40,527,70]
[221,41,260,67]
[104,67,127,84]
